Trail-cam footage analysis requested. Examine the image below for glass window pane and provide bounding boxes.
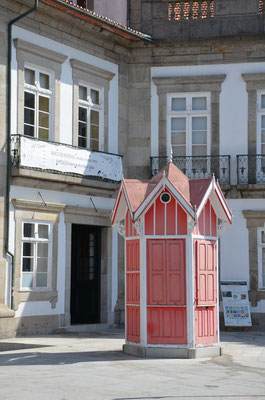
[24,223,34,238]
[38,128,49,140]
[90,125,99,140]
[24,125,34,137]
[25,68,35,85]
[90,110,99,125]
[39,73,49,89]
[262,116,265,129]
[172,146,186,156]
[171,132,186,145]
[79,86,87,101]
[22,273,33,288]
[23,242,33,257]
[22,257,33,272]
[171,117,186,131]
[262,144,265,155]
[91,89,99,105]
[262,95,265,109]
[38,224,49,239]
[192,145,207,156]
[262,130,265,144]
[172,97,186,111]
[39,96,49,112]
[37,258,48,272]
[78,137,87,148]
[39,112,49,129]
[192,97,207,110]
[37,243,48,257]
[261,231,265,243]
[192,131,207,144]
[79,107,87,122]
[79,122,87,138]
[36,273,48,288]
[90,139,99,151]
[192,116,207,130]
[24,108,35,125]
[24,92,35,109]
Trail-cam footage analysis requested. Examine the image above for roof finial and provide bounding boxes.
[162,169,166,189]
[169,146,173,163]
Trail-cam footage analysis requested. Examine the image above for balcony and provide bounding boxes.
[11,135,123,183]
[150,155,230,184]
[237,155,265,184]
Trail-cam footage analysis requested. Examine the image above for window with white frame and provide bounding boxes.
[78,84,103,151]
[258,228,265,289]
[24,67,52,140]
[167,93,211,158]
[257,92,265,155]
[21,222,52,289]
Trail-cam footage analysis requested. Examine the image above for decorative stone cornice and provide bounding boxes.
[153,74,226,95]
[14,39,68,64]
[70,59,115,81]
[65,205,110,218]
[243,210,265,228]
[12,199,66,214]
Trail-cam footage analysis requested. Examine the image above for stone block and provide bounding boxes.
[221,16,262,36]
[142,3,152,21]
[152,3,168,19]
[215,0,259,16]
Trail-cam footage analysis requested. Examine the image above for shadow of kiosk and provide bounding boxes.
[112,162,232,359]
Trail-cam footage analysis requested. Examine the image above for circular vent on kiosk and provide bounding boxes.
[160,192,171,204]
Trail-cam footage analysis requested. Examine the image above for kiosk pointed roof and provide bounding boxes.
[112,162,232,225]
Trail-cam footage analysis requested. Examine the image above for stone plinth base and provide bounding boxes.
[123,343,221,359]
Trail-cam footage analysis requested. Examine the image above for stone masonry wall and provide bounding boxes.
[130,0,265,39]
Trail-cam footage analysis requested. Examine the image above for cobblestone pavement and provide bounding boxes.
[0,330,265,400]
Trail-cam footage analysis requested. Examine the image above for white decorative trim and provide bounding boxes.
[113,221,126,237]
[217,220,229,237]
[134,218,144,236]
[187,215,195,236]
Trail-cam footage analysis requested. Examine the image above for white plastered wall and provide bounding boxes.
[221,199,265,313]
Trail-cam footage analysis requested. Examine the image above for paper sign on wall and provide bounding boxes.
[221,281,252,327]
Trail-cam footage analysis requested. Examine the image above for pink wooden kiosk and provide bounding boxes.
[112,163,232,358]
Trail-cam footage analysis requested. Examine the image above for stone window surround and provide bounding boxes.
[12,199,66,310]
[63,205,113,327]
[242,73,265,154]
[14,39,68,142]
[152,75,226,157]
[70,59,115,152]
[243,210,265,307]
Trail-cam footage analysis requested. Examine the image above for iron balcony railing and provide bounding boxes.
[237,154,265,184]
[11,134,123,183]
[150,155,230,184]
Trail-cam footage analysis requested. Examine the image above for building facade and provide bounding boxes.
[1,0,265,338]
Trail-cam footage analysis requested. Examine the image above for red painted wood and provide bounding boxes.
[167,240,186,305]
[166,196,176,235]
[205,200,211,237]
[126,272,140,304]
[145,204,154,235]
[198,209,204,236]
[195,306,217,344]
[196,240,217,305]
[126,240,140,271]
[147,239,186,305]
[211,206,217,236]
[155,196,165,235]
[147,240,166,304]
[177,203,187,235]
[127,305,140,343]
[147,307,187,344]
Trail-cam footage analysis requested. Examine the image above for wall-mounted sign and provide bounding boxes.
[221,281,252,327]
[19,136,123,182]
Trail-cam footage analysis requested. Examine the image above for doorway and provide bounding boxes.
[71,224,101,324]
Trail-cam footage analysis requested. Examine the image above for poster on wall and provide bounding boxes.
[221,281,252,327]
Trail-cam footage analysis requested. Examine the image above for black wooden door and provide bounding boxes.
[71,225,101,324]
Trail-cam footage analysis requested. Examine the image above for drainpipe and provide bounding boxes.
[127,0,130,27]
[6,0,39,310]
